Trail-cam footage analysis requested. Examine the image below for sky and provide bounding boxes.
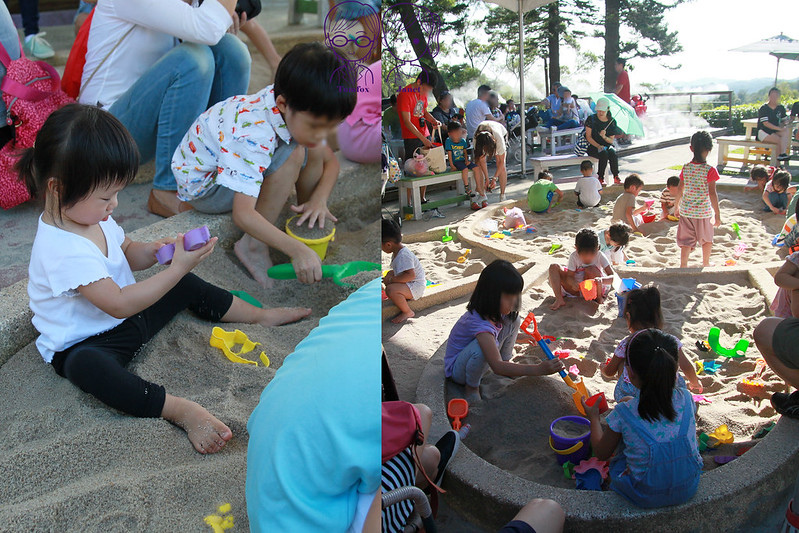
[440,0,799,100]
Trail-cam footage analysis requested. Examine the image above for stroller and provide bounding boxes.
[508,106,540,164]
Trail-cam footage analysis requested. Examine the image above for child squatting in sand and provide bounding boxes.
[382,218,426,323]
[172,42,355,287]
[444,260,563,402]
[23,105,310,454]
[548,229,615,310]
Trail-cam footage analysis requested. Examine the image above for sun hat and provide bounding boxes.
[595,97,610,112]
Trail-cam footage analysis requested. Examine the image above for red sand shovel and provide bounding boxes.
[447,398,469,431]
[520,312,591,415]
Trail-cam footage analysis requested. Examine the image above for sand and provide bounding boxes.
[470,187,790,268]
[381,240,501,285]
[0,205,378,528]
[341,270,380,289]
[551,418,590,439]
[444,270,782,489]
[288,217,336,240]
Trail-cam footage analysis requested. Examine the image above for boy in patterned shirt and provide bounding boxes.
[172,43,356,287]
[674,131,722,268]
[659,175,679,220]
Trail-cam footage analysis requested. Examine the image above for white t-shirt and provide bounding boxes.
[475,120,508,156]
[566,250,611,283]
[28,216,136,363]
[80,0,230,109]
[465,98,491,138]
[559,97,579,122]
[574,176,602,207]
[391,246,426,300]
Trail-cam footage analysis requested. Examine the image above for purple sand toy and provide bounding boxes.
[156,226,211,265]
[713,455,737,465]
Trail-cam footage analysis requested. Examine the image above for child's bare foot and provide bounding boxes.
[550,298,566,310]
[392,310,415,323]
[258,307,312,326]
[234,234,274,289]
[162,395,232,454]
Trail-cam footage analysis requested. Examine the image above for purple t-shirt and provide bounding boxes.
[444,310,502,377]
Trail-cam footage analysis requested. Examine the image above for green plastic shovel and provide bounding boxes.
[267,261,380,288]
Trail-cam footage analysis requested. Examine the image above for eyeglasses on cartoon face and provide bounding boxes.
[329,33,373,48]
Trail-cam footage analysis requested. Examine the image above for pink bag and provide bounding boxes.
[0,39,73,209]
[403,148,433,177]
[382,401,423,463]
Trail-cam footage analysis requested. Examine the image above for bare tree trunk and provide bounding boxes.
[397,2,448,98]
[603,0,620,92]
[547,2,560,84]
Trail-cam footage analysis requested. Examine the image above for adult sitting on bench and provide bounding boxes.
[757,87,792,162]
[584,97,624,186]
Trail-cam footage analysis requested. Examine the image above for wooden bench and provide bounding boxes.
[530,154,599,177]
[398,171,471,220]
[716,136,777,167]
[537,127,584,156]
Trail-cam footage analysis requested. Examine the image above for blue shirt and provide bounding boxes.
[246,279,381,532]
[444,137,468,162]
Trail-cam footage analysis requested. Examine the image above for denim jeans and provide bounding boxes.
[0,1,19,120]
[449,315,521,388]
[3,0,37,36]
[109,34,251,191]
[764,191,788,211]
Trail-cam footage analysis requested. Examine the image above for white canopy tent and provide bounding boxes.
[482,0,556,178]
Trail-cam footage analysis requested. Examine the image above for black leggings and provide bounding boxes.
[587,144,619,180]
[50,274,234,418]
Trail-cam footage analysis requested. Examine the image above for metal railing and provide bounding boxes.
[641,91,733,129]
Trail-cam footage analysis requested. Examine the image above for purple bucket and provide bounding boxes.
[549,416,591,466]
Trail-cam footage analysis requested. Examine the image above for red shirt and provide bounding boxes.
[615,70,630,104]
[396,84,429,140]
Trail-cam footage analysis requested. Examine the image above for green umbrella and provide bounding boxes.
[588,92,645,137]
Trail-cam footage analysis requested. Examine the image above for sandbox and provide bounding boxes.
[460,185,790,269]
[399,186,799,531]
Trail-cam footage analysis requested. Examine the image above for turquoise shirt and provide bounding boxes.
[246,279,381,532]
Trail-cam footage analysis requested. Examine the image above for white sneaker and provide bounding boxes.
[499,194,506,202]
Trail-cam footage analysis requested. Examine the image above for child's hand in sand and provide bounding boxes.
[536,358,565,376]
[291,199,338,229]
[292,245,323,284]
[170,234,217,273]
[688,379,703,393]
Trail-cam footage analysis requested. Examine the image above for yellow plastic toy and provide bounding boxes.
[210,327,270,367]
[457,249,471,263]
[708,424,734,445]
[490,232,505,239]
[204,503,234,532]
[695,360,704,375]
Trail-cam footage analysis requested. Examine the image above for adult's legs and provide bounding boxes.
[588,144,609,182]
[12,0,38,36]
[110,42,216,194]
[208,33,251,107]
[606,146,620,180]
[764,130,790,156]
[505,499,565,533]
[0,1,18,121]
[496,153,508,197]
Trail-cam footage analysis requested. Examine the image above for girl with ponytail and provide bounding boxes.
[584,329,702,508]
[601,284,702,401]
